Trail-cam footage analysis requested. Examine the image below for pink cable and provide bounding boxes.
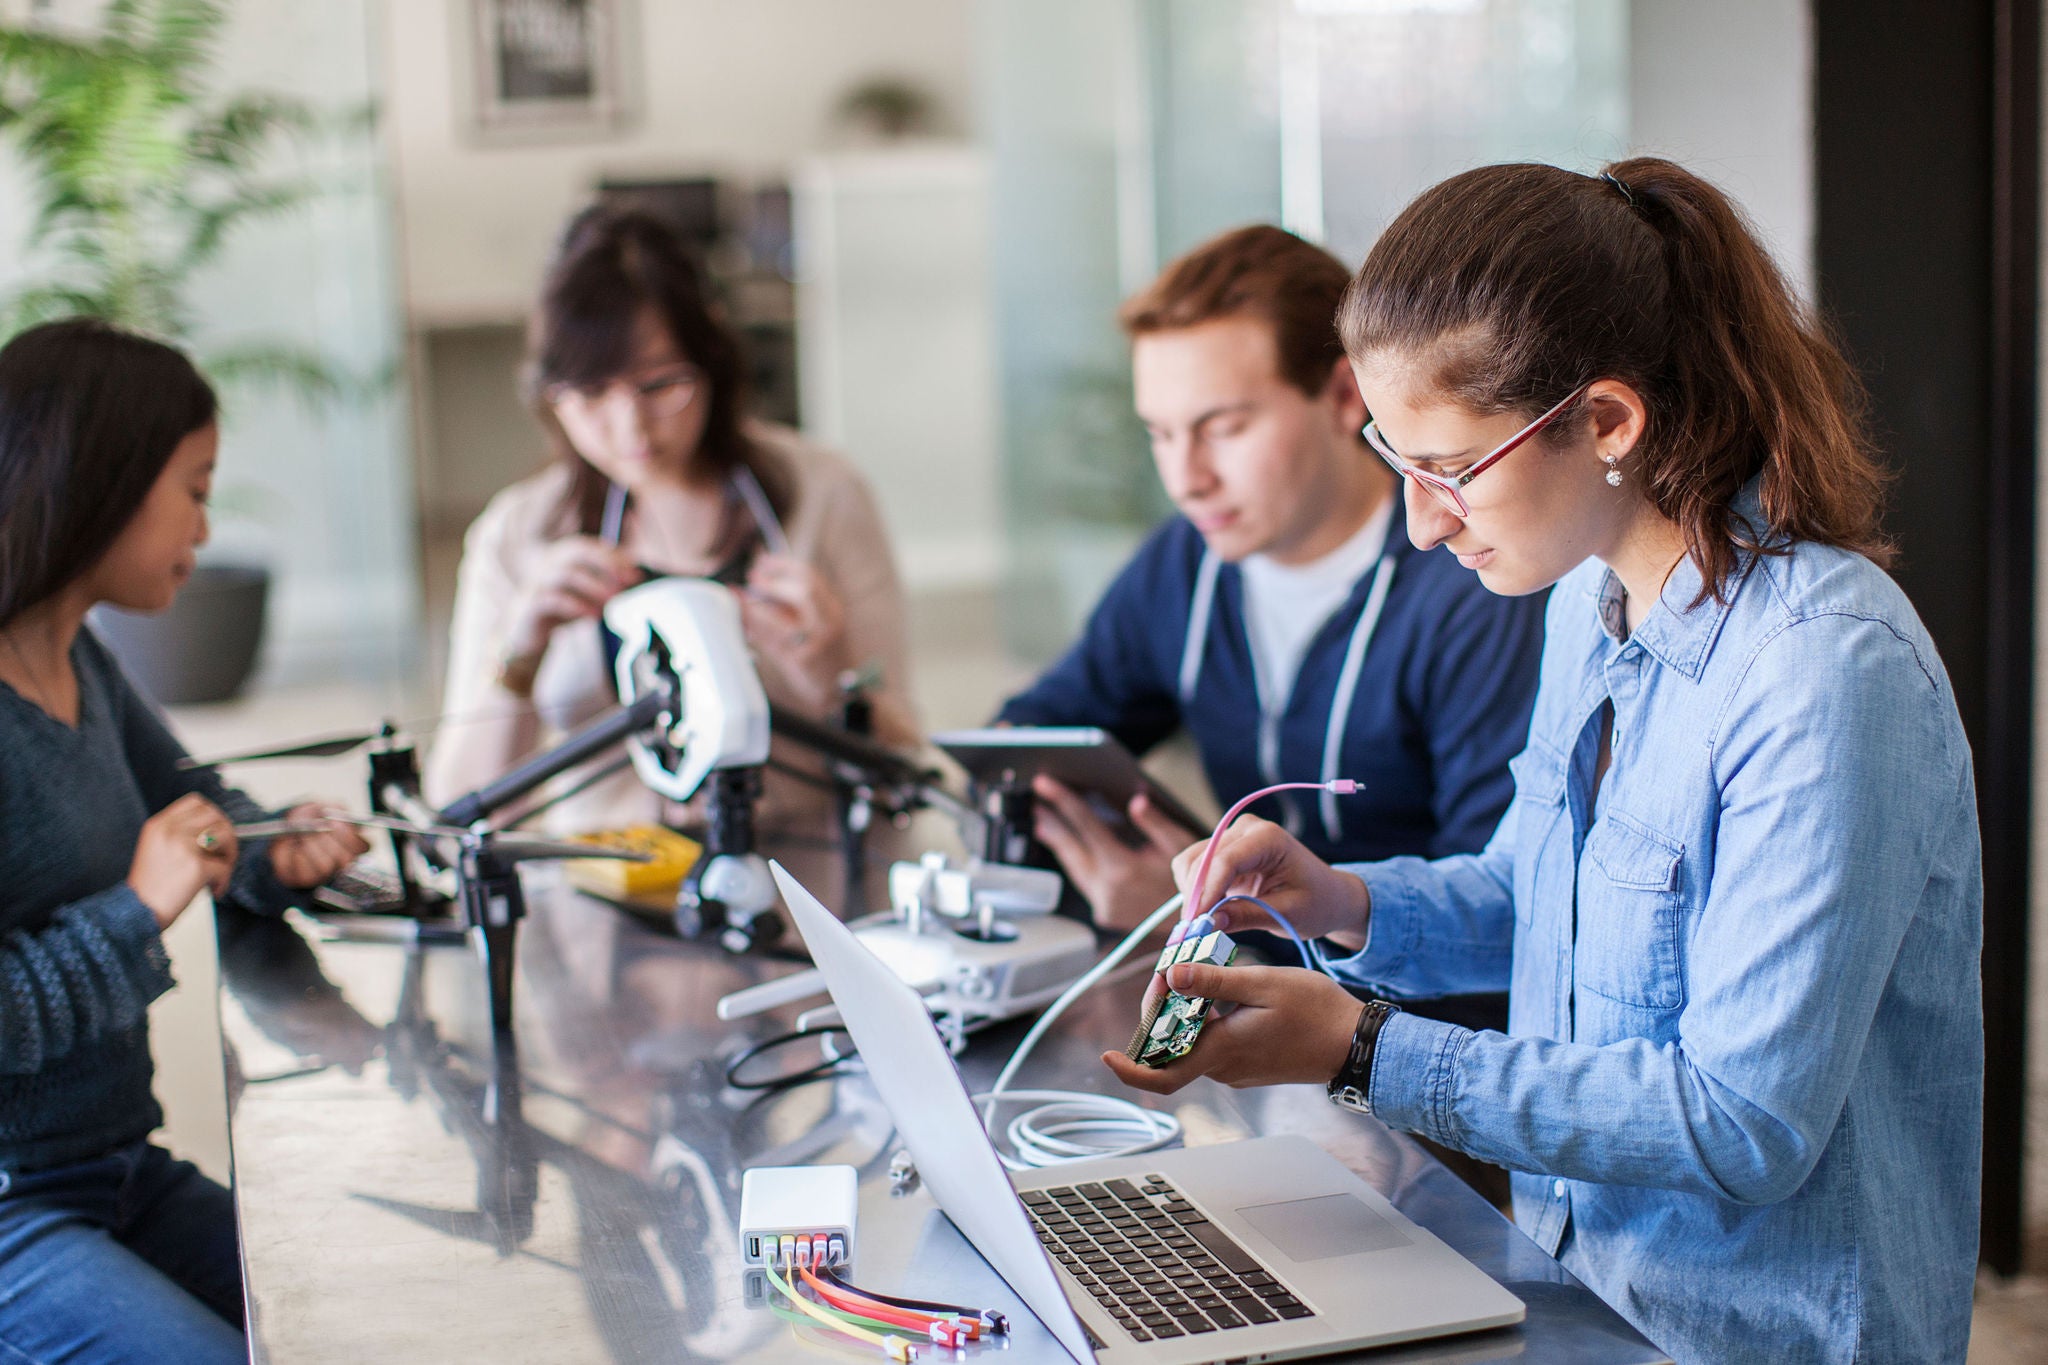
[1184,780,1361,924]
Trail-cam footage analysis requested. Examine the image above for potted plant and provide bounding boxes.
[832,76,938,144]
[92,485,279,706]
[0,0,357,702]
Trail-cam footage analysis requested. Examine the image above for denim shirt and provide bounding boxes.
[1327,507,1984,1364]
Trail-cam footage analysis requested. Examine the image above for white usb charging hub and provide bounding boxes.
[739,1164,858,1269]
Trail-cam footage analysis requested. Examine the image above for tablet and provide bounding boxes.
[932,726,1209,840]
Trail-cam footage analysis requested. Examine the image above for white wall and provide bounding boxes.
[380,0,977,326]
[1627,0,1815,301]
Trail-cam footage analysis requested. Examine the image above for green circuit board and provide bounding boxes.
[1124,928,1238,1068]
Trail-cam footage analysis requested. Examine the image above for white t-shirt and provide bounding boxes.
[1238,495,1394,714]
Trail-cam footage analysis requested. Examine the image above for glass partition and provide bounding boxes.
[983,0,1628,661]
[1292,0,1628,260]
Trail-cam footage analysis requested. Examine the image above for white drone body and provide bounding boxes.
[604,579,771,801]
[602,579,1102,1025]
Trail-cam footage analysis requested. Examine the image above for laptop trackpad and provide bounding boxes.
[1236,1194,1413,1263]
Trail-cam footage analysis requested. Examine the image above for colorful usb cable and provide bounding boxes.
[760,1257,917,1362]
[759,1231,1013,1360]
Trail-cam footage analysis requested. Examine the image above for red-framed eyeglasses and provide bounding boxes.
[1362,382,1590,518]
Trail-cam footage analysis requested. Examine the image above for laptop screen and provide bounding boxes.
[770,863,1097,1364]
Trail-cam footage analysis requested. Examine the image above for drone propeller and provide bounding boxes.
[490,837,651,864]
[322,810,475,841]
[178,730,389,769]
[303,810,650,864]
[177,704,545,771]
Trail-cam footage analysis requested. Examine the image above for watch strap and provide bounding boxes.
[1327,998,1400,1114]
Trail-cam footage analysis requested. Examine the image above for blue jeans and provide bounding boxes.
[0,1141,245,1364]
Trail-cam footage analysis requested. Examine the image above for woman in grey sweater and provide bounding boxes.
[0,319,368,1363]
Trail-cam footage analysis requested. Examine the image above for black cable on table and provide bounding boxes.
[723,1025,857,1091]
[816,1266,1009,1335]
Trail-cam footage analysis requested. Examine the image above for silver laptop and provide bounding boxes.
[770,863,1524,1365]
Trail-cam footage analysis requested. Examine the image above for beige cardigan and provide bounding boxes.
[427,421,917,837]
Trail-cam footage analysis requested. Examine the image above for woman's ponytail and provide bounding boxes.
[1608,157,1891,585]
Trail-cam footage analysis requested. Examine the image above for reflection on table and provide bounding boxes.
[216,871,1669,1364]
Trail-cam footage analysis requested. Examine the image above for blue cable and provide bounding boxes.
[1210,894,1318,972]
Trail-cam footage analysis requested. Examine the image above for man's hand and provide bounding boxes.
[1031,776,1193,932]
[1103,962,1366,1094]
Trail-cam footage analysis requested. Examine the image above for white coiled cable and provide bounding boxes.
[972,893,1186,1170]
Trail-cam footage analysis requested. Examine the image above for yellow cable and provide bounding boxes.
[762,1257,916,1362]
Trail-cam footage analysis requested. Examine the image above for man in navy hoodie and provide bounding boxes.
[1001,226,1545,994]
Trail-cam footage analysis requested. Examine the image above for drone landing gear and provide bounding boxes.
[458,841,526,1034]
[674,767,783,954]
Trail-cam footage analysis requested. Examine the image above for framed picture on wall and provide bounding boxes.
[466,0,635,142]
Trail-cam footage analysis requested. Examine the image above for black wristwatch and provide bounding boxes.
[1327,999,1400,1115]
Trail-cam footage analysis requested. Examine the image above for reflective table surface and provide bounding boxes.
[218,872,1670,1364]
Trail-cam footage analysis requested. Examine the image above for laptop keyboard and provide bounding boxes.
[311,863,409,914]
[1022,1173,1315,1343]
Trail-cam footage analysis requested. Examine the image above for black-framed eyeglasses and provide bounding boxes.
[545,363,704,421]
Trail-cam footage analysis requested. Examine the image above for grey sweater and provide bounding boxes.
[0,629,286,1174]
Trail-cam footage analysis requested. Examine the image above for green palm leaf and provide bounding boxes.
[178,179,317,273]
[202,341,357,409]
[189,92,317,167]
[144,0,227,77]
[1,284,106,335]
[0,0,377,408]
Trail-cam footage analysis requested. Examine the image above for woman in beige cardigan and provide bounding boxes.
[428,206,916,841]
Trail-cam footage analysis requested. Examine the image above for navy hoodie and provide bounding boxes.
[999,496,1545,866]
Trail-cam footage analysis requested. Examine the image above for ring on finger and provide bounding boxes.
[196,828,222,853]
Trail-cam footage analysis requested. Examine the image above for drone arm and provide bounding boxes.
[767,705,941,794]
[438,681,676,830]
[379,783,447,839]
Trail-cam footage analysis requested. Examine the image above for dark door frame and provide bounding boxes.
[1814,0,2038,1275]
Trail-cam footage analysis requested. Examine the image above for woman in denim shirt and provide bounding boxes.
[1107,158,1983,1364]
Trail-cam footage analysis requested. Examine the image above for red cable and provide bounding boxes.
[816,1265,1008,1336]
[798,1263,975,1347]
[1185,780,1358,923]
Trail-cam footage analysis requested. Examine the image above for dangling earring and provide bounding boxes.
[1603,454,1623,487]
